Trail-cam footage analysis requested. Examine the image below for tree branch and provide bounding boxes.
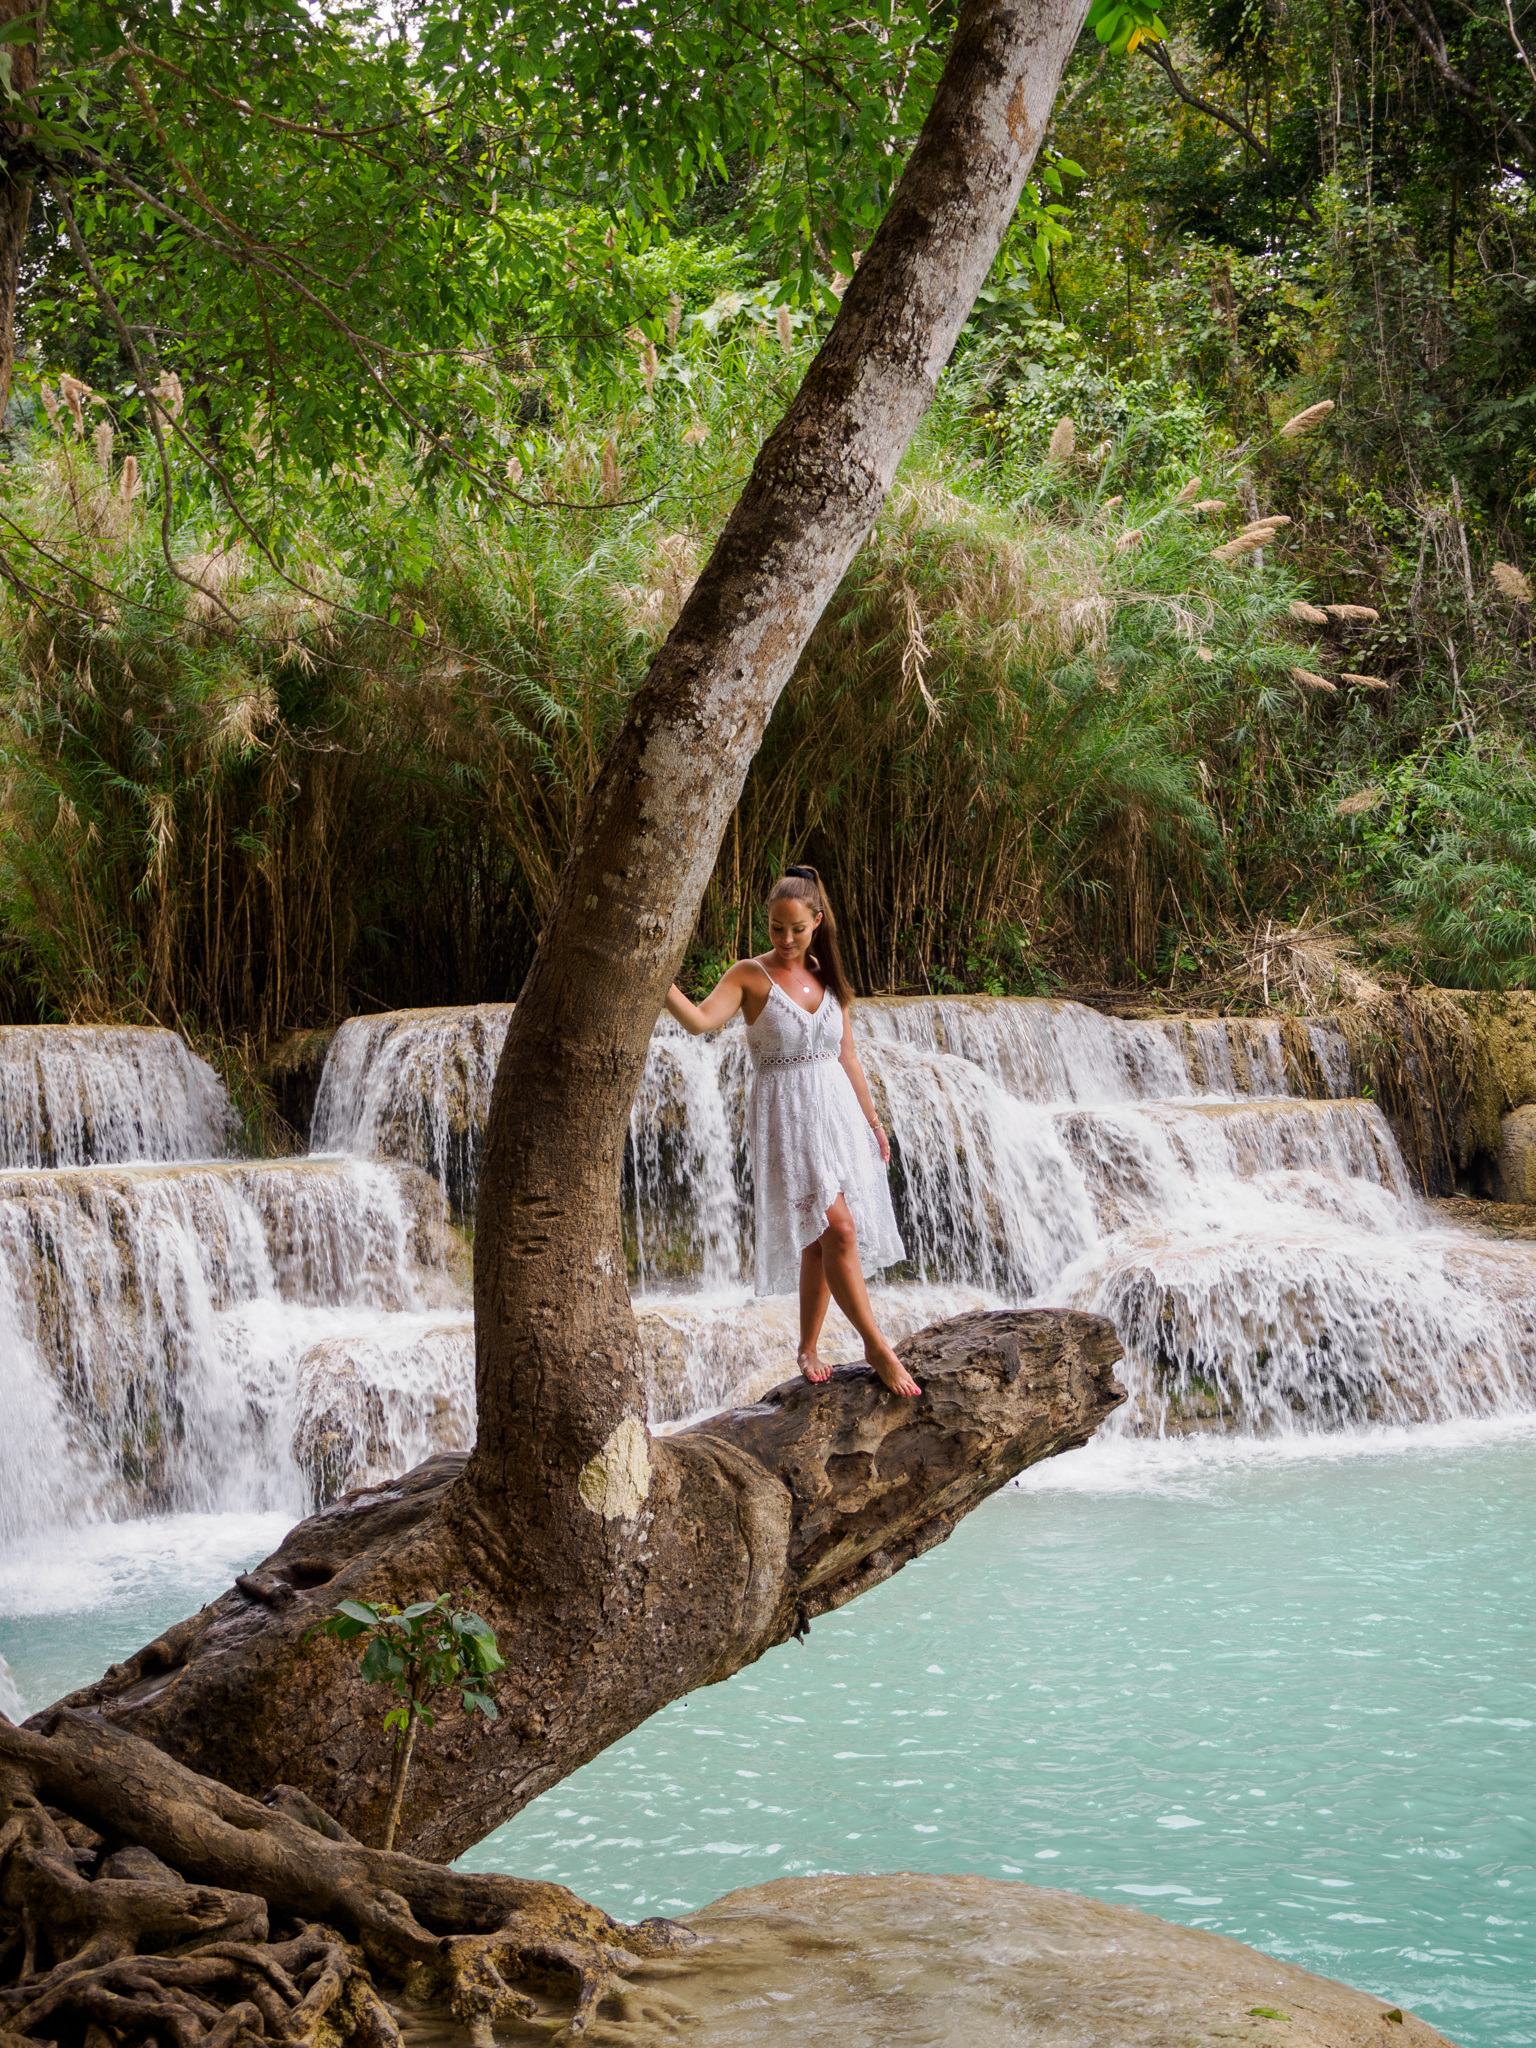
[1139,41,1321,224]
[1378,0,1536,165]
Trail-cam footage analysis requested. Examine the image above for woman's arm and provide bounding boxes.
[665,964,753,1036]
[838,1009,891,1164]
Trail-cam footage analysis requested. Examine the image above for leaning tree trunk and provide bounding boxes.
[36,0,1099,1864]
[0,0,38,416]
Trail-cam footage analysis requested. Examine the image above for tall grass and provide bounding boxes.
[1,290,1532,1039]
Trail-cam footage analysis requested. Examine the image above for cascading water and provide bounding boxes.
[292,994,1536,1446]
[310,1005,510,1213]
[0,1152,466,1540]
[0,1024,231,1167]
[4,993,1535,1534]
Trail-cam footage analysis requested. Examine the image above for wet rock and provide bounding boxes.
[677,1873,1453,2048]
[1498,1103,1536,1203]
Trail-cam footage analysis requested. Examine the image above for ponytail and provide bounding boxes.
[766,864,855,1008]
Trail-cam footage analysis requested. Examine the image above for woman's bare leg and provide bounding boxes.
[798,1243,833,1382]
[817,1195,921,1397]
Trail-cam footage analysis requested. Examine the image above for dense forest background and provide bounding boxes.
[2,0,1534,1063]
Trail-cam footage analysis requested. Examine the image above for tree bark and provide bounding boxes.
[0,0,39,418]
[51,1313,1123,1861]
[1,1706,697,2047]
[34,0,1102,1869]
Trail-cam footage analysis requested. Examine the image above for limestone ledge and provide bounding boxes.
[487,1871,1455,2047]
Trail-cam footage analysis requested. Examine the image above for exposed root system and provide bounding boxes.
[0,1710,695,2048]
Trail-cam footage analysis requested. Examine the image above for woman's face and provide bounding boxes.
[768,898,821,967]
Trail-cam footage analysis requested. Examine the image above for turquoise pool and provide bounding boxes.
[4,1422,1532,2045]
[462,1423,1536,2046]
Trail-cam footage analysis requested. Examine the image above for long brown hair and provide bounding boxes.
[766,865,855,1008]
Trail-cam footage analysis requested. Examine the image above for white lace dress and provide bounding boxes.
[744,975,906,1296]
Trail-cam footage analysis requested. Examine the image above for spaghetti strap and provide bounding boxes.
[746,958,775,991]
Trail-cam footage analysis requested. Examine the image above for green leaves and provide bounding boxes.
[21,0,957,507]
[1085,0,1168,54]
[319,1600,387,1647]
[314,1590,506,1743]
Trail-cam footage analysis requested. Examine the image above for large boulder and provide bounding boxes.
[678,1872,1451,2048]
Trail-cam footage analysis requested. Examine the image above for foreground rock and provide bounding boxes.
[670,1873,1453,2048]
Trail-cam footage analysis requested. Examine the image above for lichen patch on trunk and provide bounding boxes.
[578,1416,652,1519]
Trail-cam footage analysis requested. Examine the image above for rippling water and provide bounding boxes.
[3,1427,1532,2046]
[461,1422,1536,2046]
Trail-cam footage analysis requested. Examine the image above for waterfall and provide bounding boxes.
[0,1025,232,1167]
[311,1005,510,1212]
[294,996,1536,1445]
[0,1157,464,1538]
[3,994,1534,1533]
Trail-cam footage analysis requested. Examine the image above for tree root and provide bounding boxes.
[1,1711,696,2048]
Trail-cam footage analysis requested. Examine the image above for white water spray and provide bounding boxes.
[0,1025,231,1167]
[2,995,1533,1532]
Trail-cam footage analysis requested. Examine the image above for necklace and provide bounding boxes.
[768,960,818,1002]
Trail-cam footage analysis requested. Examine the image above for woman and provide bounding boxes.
[665,865,921,1398]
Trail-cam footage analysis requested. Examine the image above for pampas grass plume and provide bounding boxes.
[1335,785,1384,816]
[58,373,91,436]
[1492,561,1532,602]
[1340,671,1389,690]
[775,305,793,353]
[1279,399,1334,438]
[1290,600,1329,625]
[1324,603,1379,621]
[1047,416,1076,466]
[1291,666,1337,692]
[1193,498,1227,513]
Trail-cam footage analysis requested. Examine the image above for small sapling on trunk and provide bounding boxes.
[316,1592,505,1850]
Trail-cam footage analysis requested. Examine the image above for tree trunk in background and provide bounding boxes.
[43,0,1102,1858]
[0,0,38,417]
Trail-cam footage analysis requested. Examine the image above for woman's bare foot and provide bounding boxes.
[798,1345,833,1384]
[867,1341,922,1398]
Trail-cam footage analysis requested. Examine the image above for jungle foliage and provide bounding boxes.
[0,0,1533,1038]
